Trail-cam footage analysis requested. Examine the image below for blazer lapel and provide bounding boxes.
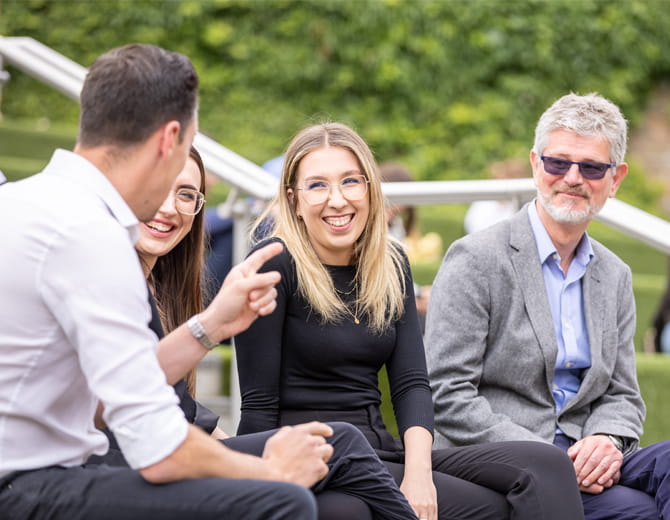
[508,209,558,389]
[565,257,604,411]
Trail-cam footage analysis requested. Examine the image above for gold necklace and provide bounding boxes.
[341,298,360,325]
[337,288,360,324]
[335,281,357,296]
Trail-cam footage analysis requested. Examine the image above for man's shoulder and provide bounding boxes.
[589,236,631,273]
[452,214,517,254]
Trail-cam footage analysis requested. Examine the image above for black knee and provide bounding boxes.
[325,421,370,450]
[523,442,575,475]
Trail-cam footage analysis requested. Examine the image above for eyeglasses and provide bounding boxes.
[295,174,369,205]
[540,155,613,180]
[173,188,205,215]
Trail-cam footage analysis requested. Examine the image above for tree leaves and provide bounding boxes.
[2,0,668,211]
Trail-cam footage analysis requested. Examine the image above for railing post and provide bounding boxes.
[0,53,12,120]
[227,198,256,432]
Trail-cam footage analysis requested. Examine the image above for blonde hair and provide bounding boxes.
[255,122,406,333]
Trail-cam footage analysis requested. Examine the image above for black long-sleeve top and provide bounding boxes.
[235,238,433,440]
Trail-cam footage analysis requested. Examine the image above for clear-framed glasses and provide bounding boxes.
[540,155,613,180]
[174,187,205,215]
[296,174,369,205]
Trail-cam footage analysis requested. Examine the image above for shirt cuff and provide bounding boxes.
[112,405,189,470]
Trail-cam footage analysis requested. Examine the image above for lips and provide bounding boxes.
[144,220,176,237]
[555,188,589,200]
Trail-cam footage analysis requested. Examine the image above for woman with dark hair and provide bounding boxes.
[235,122,585,520]
[134,145,224,435]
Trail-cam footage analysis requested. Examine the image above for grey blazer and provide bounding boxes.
[425,205,645,453]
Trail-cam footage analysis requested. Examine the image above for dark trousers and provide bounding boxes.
[0,465,315,520]
[281,407,585,520]
[555,434,670,520]
[223,422,416,520]
[1,422,414,520]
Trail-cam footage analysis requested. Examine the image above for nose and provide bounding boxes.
[327,184,347,207]
[563,163,584,185]
[157,192,178,215]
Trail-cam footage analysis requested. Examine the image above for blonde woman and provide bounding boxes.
[235,122,584,520]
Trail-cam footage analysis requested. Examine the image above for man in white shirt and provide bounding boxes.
[0,44,415,520]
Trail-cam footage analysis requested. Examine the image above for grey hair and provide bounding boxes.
[532,92,628,165]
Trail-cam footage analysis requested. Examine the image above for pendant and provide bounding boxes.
[354,317,360,324]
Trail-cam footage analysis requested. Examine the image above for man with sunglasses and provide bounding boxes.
[425,92,670,519]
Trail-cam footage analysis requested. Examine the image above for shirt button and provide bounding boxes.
[565,362,574,368]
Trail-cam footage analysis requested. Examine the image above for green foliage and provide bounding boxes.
[1,0,670,212]
[0,117,76,180]
[637,353,670,446]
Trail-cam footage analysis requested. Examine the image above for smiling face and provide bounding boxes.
[290,146,370,265]
[135,155,202,273]
[530,129,628,228]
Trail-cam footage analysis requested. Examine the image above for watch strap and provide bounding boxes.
[187,315,218,350]
[605,434,625,452]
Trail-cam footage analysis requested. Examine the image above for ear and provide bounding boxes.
[609,162,628,198]
[529,150,541,186]
[287,188,302,218]
[157,121,181,159]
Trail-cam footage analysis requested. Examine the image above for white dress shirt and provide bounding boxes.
[0,149,188,477]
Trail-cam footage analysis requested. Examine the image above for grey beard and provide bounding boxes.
[538,191,603,224]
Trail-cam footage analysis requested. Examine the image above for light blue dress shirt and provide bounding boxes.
[528,202,593,416]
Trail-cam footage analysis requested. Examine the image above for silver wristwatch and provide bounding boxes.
[187,315,218,350]
[607,434,625,452]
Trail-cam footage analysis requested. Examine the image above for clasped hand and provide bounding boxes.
[567,434,623,494]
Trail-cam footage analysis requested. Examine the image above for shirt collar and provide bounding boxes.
[527,200,594,267]
[44,149,140,243]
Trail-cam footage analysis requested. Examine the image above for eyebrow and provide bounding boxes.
[303,169,362,180]
[177,183,199,190]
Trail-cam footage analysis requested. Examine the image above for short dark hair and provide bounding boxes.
[78,43,199,148]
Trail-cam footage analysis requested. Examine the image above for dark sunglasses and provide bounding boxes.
[540,155,613,180]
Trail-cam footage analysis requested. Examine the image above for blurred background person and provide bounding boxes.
[464,158,530,234]
[204,155,284,302]
[380,162,442,331]
[647,258,670,353]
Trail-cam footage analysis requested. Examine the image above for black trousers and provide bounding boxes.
[0,422,415,520]
[281,407,585,520]
[0,464,314,520]
[222,422,416,520]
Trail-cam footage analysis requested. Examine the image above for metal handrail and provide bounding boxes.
[3,35,670,256]
[381,178,670,255]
